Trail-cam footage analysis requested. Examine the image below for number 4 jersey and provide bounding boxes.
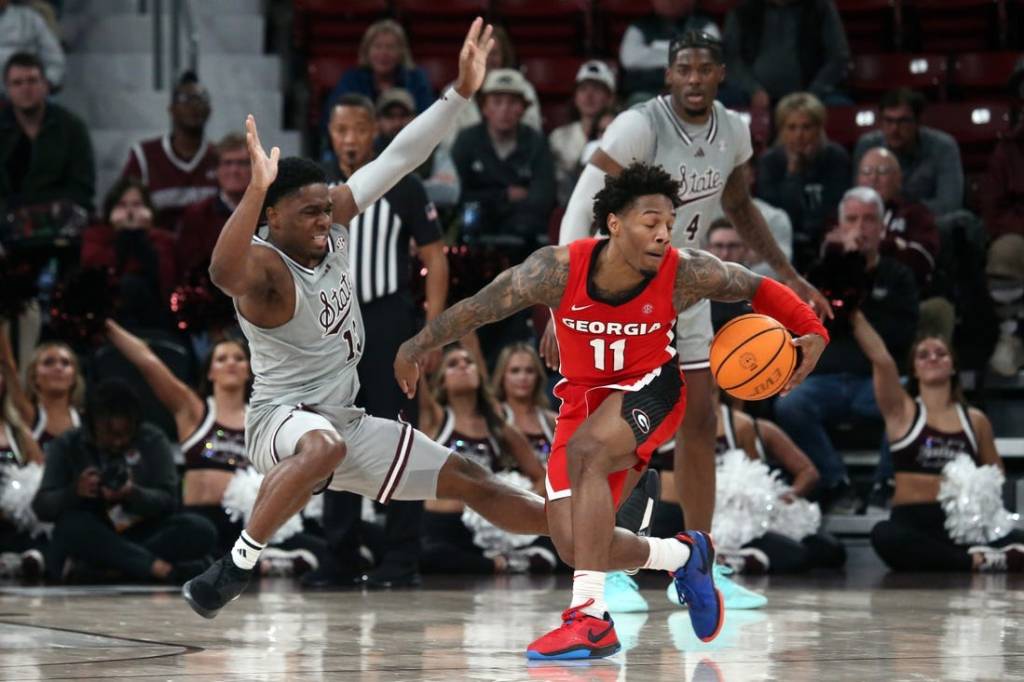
[552,238,680,391]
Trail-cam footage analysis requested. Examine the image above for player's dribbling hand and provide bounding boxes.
[782,333,827,396]
[246,114,280,192]
[539,323,559,371]
[784,273,833,321]
[394,344,421,399]
[453,18,495,99]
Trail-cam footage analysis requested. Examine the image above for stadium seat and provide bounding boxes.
[835,0,903,53]
[904,0,1009,52]
[396,0,489,56]
[292,0,389,54]
[493,0,591,57]
[848,54,948,101]
[540,101,572,132]
[597,0,649,55]
[521,56,590,98]
[824,105,880,149]
[306,54,356,127]
[921,101,1012,173]
[950,52,1022,100]
[417,55,461,93]
[699,0,740,24]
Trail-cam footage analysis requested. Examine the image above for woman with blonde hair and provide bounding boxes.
[756,91,850,268]
[491,342,556,465]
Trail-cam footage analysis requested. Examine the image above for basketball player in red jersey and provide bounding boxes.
[395,163,828,659]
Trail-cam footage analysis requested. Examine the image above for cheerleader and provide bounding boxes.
[491,343,556,466]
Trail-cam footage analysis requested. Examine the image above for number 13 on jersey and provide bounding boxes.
[590,338,626,372]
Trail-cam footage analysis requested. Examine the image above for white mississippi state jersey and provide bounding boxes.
[236,224,364,409]
[601,98,753,248]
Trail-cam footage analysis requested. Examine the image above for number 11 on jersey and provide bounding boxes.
[590,338,625,372]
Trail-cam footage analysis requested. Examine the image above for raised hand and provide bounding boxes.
[246,114,280,192]
[453,17,495,99]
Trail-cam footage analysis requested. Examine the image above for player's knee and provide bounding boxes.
[565,434,613,475]
[437,453,488,501]
[299,432,347,480]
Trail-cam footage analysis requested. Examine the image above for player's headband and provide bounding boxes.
[668,31,724,66]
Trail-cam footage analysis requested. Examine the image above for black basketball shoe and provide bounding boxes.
[615,469,660,575]
[182,555,253,619]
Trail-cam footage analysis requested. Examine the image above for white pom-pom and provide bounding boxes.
[712,450,820,550]
[461,470,539,554]
[0,463,52,538]
[221,468,304,544]
[938,454,1018,545]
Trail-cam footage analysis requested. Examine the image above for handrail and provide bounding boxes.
[146,0,199,91]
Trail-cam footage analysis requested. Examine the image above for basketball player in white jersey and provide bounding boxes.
[550,31,830,607]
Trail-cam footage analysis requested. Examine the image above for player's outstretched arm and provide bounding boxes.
[209,114,279,298]
[674,249,829,393]
[394,246,569,398]
[721,164,833,319]
[331,18,494,226]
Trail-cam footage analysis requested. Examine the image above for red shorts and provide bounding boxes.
[545,363,687,506]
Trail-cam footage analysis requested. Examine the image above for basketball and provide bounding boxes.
[710,314,797,400]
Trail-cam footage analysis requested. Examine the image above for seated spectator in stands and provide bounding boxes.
[774,187,918,514]
[81,177,177,326]
[705,218,755,329]
[0,0,64,94]
[452,68,555,263]
[175,133,250,280]
[708,168,793,279]
[419,345,551,575]
[981,60,1024,241]
[323,19,434,125]
[986,233,1024,378]
[723,0,850,110]
[121,71,218,231]
[856,147,940,296]
[853,89,964,219]
[618,0,720,100]
[549,60,617,206]
[853,312,1024,572]
[32,379,217,584]
[755,92,849,269]
[442,25,541,151]
[0,52,94,216]
[375,88,460,209]
[491,343,557,467]
[1,331,82,449]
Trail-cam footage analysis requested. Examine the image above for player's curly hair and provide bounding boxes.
[591,162,682,233]
[263,157,327,215]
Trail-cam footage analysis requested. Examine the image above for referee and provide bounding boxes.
[304,94,449,589]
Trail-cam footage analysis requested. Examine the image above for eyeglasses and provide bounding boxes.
[858,165,895,176]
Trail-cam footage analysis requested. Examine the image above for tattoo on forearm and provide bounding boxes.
[674,250,761,310]
[408,246,568,355]
[722,172,793,276]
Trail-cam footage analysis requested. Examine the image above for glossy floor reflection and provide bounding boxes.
[2,550,1023,681]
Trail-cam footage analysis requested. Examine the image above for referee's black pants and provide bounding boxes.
[320,295,424,577]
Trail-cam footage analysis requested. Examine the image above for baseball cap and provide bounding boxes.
[480,68,530,99]
[575,60,616,93]
[987,233,1024,279]
[376,88,415,115]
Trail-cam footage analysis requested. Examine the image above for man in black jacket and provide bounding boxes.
[33,379,216,583]
[773,187,918,513]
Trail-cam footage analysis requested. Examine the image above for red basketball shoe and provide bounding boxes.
[526,599,621,660]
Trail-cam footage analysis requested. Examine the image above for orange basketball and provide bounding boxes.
[710,313,797,400]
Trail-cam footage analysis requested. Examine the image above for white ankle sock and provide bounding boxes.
[570,571,607,618]
[642,536,691,572]
[231,530,266,570]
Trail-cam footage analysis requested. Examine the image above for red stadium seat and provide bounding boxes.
[824,105,881,149]
[493,0,591,57]
[306,54,357,127]
[396,0,489,56]
[848,54,948,101]
[598,0,649,54]
[521,56,590,98]
[921,101,1012,173]
[417,55,461,93]
[699,0,740,23]
[950,52,1022,100]
[293,0,389,52]
[835,0,903,53]
[904,0,1009,52]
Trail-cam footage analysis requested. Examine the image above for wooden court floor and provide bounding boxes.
[2,549,1024,681]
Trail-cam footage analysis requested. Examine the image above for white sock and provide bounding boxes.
[569,570,607,618]
[231,530,265,570]
[642,536,691,572]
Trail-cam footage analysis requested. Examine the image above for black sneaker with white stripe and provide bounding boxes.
[615,469,660,575]
[182,555,253,619]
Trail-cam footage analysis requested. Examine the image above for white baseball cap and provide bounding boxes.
[481,68,530,99]
[575,60,616,94]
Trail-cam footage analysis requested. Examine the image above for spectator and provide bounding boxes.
[175,133,251,280]
[374,88,460,209]
[32,379,217,583]
[755,92,849,269]
[723,0,850,109]
[323,19,434,123]
[442,25,541,150]
[853,88,964,218]
[491,343,556,466]
[121,71,218,231]
[986,234,1024,377]
[856,147,940,295]
[0,52,93,216]
[309,93,449,590]
[81,177,176,325]
[548,60,617,206]
[618,0,720,100]
[708,169,793,279]
[0,331,82,448]
[981,59,1024,241]
[774,187,918,513]
[853,312,1024,573]
[0,0,63,94]
[705,218,755,329]
[419,345,550,576]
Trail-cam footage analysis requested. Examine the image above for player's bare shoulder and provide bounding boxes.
[513,245,571,309]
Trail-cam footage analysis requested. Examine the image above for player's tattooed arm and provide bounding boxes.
[720,164,797,280]
[673,248,763,311]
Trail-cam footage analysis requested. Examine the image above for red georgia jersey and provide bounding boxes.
[552,238,679,389]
